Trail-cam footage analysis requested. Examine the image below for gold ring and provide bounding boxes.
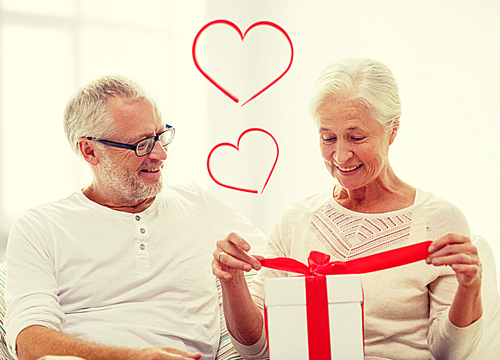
[218,252,223,262]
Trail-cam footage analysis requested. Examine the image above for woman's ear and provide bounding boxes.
[389,117,400,145]
[78,138,99,166]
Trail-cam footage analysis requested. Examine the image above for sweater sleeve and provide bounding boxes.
[429,309,483,360]
[423,196,484,359]
[229,324,268,360]
[228,213,291,359]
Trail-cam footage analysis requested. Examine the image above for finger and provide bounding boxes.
[214,248,264,269]
[218,250,261,271]
[428,232,470,253]
[427,233,478,266]
[215,233,262,270]
[214,233,250,263]
[153,350,184,360]
[451,263,481,275]
[225,232,252,251]
[427,244,475,262]
[451,264,482,287]
[181,352,201,360]
[427,252,474,267]
[160,347,202,359]
[427,244,479,268]
[212,258,235,281]
[187,355,202,360]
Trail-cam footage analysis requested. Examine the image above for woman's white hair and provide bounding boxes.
[310,58,401,129]
[63,75,159,157]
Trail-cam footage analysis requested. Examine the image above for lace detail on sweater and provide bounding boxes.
[309,202,420,261]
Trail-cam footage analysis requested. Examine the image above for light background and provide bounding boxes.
[1,0,499,287]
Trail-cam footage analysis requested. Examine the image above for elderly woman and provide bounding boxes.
[213,58,483,360]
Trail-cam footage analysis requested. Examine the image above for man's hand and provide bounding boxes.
[135,347,201,360]
[16,326,201,360]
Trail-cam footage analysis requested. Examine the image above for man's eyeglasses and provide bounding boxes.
[87,124,175,157]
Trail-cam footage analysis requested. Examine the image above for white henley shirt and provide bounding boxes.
[5,183,266,360]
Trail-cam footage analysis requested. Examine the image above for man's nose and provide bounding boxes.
[148,140,167,160]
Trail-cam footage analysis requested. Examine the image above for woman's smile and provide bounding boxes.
[335,164,363,173]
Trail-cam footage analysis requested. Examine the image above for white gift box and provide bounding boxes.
[264,274,364,360]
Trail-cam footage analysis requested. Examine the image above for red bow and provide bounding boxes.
[260,241,433,276]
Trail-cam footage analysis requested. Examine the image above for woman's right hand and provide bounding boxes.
[212,233,266,346]
[212,232,264,281]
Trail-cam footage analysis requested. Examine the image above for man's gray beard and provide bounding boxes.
[98,153,164,201]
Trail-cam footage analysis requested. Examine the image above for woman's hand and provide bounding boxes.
[212,232,264,282]
[212,233,266,345]
[427,232,483,327]
[426,232,482,289]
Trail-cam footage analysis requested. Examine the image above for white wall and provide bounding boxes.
[1,0,499,286]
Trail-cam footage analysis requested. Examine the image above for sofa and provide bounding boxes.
[1,235,499,360]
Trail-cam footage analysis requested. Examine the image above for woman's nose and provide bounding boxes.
[333,141,353,164]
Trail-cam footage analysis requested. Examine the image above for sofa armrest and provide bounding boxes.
[469,235,500,359]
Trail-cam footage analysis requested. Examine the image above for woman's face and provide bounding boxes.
[317,99,394,191]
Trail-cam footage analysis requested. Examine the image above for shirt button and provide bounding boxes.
[140,228,146,234]
[135,215,141,221]
[140,244,146,250]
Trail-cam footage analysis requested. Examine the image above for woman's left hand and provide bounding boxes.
[426,232,482,289]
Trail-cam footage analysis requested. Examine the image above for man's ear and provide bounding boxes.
[389,117,400,145]
[78,137,99,165]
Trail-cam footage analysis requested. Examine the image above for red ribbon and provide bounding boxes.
[261,241,433,360]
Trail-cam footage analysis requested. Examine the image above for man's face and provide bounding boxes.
[94,96,167,201]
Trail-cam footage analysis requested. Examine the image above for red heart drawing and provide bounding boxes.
[207,128,279,194]
[193,19,294,106]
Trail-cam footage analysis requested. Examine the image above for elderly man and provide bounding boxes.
[5,75,265,360]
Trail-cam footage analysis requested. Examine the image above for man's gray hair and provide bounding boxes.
[64,75,159,157]
[310,58,401,129]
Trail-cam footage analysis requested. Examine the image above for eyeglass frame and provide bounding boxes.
[86,124,175,157]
